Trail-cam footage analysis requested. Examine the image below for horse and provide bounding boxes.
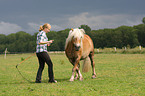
[65,28,96,81]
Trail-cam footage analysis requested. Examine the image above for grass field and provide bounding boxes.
[0,53,145,96]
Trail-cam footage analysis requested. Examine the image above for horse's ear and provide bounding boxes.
[80,29,85,33]
[71,28,74,31]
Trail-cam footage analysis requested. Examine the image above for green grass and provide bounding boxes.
[0,53,145,96]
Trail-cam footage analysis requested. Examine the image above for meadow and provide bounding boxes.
[0,53,145,96]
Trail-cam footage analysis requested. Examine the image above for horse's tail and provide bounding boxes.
[82,56,91,72]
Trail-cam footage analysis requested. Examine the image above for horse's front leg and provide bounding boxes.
[69,58,81,81]
[70,64,79,81]
[74,66,83,81]
[77,67,83,81]
[74,64,80,80]
[68,59,76,81]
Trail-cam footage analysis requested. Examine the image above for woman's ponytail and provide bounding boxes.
[39,25,43,32]
[39,23,51,32]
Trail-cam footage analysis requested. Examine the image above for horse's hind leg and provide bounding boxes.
[89,52,96,78]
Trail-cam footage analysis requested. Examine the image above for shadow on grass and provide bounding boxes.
[0,78,70,85]
[42,78,69,83]
[0,81,35,85]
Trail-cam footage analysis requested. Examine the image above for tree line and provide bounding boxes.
[0,18,145,53]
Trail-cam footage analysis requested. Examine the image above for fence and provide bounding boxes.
[1,46,145,56]
[95,46,145,54]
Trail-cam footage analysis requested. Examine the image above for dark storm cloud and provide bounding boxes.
[0,0,145,35]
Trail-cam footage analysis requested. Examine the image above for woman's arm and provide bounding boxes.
[39,40,54,45]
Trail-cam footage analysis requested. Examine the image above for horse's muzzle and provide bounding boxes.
[75,45,80,51]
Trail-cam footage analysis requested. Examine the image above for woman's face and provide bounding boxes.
[44,27,51,33]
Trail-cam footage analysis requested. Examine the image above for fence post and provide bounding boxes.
[97,49,99,53]
[139,45,141,50]
[114,47,116,52]
[124,46,127,50]
[4,48,7,59]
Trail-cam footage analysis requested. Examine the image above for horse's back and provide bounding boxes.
[81,34,94,58]
[83,34,94,51]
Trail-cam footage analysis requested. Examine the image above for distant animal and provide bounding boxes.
[65,28,96,81]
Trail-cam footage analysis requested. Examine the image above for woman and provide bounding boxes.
[35,23,57,83]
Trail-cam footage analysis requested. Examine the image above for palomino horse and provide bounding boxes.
[65,28,96,81]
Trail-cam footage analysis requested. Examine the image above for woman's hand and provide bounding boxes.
[39,40,54,45]
[49,40,54,43]
[47,43,51,46]
[47,40,54,46]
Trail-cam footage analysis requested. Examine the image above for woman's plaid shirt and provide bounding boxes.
[36,31,48,53]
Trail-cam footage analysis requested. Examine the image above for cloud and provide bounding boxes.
[0,21,63,35]
[67,12,144,30]
[26,13,143,33]
[27,22,64,33]
[0,21,22,35]
[51,25,64,31]
[27,22,40,30]
[0,12,144,35]
[27,22,40,33]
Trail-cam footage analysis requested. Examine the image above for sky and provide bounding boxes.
[0,0,145,35]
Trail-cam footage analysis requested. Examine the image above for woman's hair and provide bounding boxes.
[39,23,51,32]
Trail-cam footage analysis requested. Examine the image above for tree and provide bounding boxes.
[79,25,91,35]
[0,44,6,53]
[115,26,139,48]
[90,29,106,48]
[0,34,7,44]
[91,28,122,48]
[1,23,145,52]
[7,33,16,44]
[142,17,145,24]
[47,29,70,51]
[15,31,32,41]
[134,24,145,47]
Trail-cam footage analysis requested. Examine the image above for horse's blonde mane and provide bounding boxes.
[65,28,85,49]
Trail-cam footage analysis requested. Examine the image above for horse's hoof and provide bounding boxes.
[92,75,96,79]
[69,79,74,82]
[74,77,78,80]
[79,78,83,81]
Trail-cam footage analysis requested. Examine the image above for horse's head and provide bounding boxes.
[72,36,82,51]
[65,28,85,51]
